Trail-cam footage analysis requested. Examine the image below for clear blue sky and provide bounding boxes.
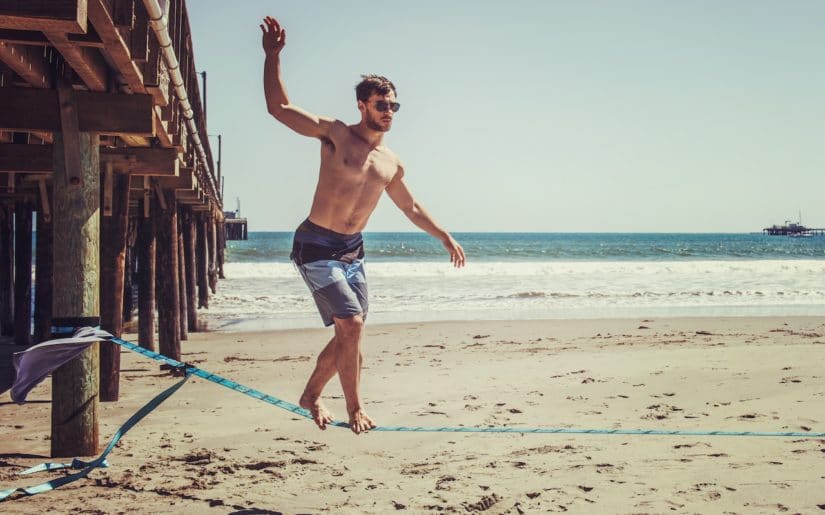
[188,1,825,233]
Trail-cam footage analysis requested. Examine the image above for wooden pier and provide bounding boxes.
[763,222,825,236]
[224,211,248,240]
[0,0,226,457]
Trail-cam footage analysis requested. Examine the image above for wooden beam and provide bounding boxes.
[87,0,145,94]
[159,169,194,191]
[0,88,154,135]
[0,41,51,87]
[45,32,107,91]
[101,147,179,175]
[0,28,104,48]
[0,144,179,175]
[0,143,53,172]
[0,0,87,34]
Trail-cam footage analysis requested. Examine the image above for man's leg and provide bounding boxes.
[299,335,338,429]
[333,314,375,434]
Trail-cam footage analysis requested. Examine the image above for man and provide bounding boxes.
[261,16,465,434]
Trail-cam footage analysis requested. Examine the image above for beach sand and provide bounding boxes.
[1,316,824,513]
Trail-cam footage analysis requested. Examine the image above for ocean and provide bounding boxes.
[207,232,825,331]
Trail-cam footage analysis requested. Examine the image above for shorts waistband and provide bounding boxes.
[297,218,362,241]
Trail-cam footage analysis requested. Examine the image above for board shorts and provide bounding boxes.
[291,219,368,327]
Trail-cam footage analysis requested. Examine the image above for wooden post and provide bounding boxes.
[14,199,33,346]
[99,169,130,402]
[197,213,208,309]
[123,214,137,324]
[34,200,53,343]
[137,197,155,351]
[154,190,180,362]
[177,212,188,341]
[208,214,217,293]
[217,220,225,279]
[182,210,198,332]
[0,203,14,336]
[51,132,100,458]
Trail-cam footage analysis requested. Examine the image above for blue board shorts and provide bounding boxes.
[291,219,368,327]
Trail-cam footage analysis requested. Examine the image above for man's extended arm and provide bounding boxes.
[261,16,333,139]
[386,168,466,267]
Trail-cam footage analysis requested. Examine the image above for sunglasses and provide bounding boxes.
[373,100,401,113]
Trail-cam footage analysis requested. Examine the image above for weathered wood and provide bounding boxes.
[51,131,100,458]
[182,209,197,331]
[87,0,146,94]
[57,84,83,187]
[0,144,180,176]
[101,147,180,175]
[0,203,13,335]
[0,28,104,47]
[123,214,136,323]
[0,88,154,135]
[0,41,52,87]
[0,0,87,33]
[111,0,135,28]
[45,32,108,91]
[13,199,32,345]
[217,220,225,279]
[154,190,180,361]
[177,214,187,341]
[208,214,216,294]
[99,171,130,402]
[130,0,149,62]
[34,201,53,343]
[196,213,208,309]
[137,197,155,351]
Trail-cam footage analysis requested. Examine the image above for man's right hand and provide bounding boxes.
[260,16,286,55]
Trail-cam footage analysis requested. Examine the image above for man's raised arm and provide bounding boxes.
[261,16,334,139]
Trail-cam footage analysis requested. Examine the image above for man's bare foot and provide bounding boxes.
[348,408,376,434]
[299,394,334,430]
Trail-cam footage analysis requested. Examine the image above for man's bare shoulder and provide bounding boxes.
[378,145,402,165]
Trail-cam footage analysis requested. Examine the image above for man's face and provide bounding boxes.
[360,91,398,133]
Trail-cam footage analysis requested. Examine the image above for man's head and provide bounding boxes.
[356,74,399,133]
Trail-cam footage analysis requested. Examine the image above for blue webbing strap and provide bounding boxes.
[0,368,191,502]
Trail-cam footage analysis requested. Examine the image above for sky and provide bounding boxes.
[187,1,825,233]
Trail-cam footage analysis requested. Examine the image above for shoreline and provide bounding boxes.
[3,315,824,512]
[200,307,825,333]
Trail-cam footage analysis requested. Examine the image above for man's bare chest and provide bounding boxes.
[325,145,397,185]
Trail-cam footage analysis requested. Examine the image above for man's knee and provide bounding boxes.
[334,314,364,340]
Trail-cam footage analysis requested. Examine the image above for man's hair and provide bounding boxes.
[355,74,396,102]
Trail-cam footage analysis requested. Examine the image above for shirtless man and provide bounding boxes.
[261,17,466,434]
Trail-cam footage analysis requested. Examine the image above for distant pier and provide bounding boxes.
[763,222,825,236]
[223,198,247,240]
[224,212,248,240]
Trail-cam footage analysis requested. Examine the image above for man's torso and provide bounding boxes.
[307,121,400,234]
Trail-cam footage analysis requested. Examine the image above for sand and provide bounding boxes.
[1,316,824,514]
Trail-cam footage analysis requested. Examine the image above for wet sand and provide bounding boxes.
[1,316,824,513]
